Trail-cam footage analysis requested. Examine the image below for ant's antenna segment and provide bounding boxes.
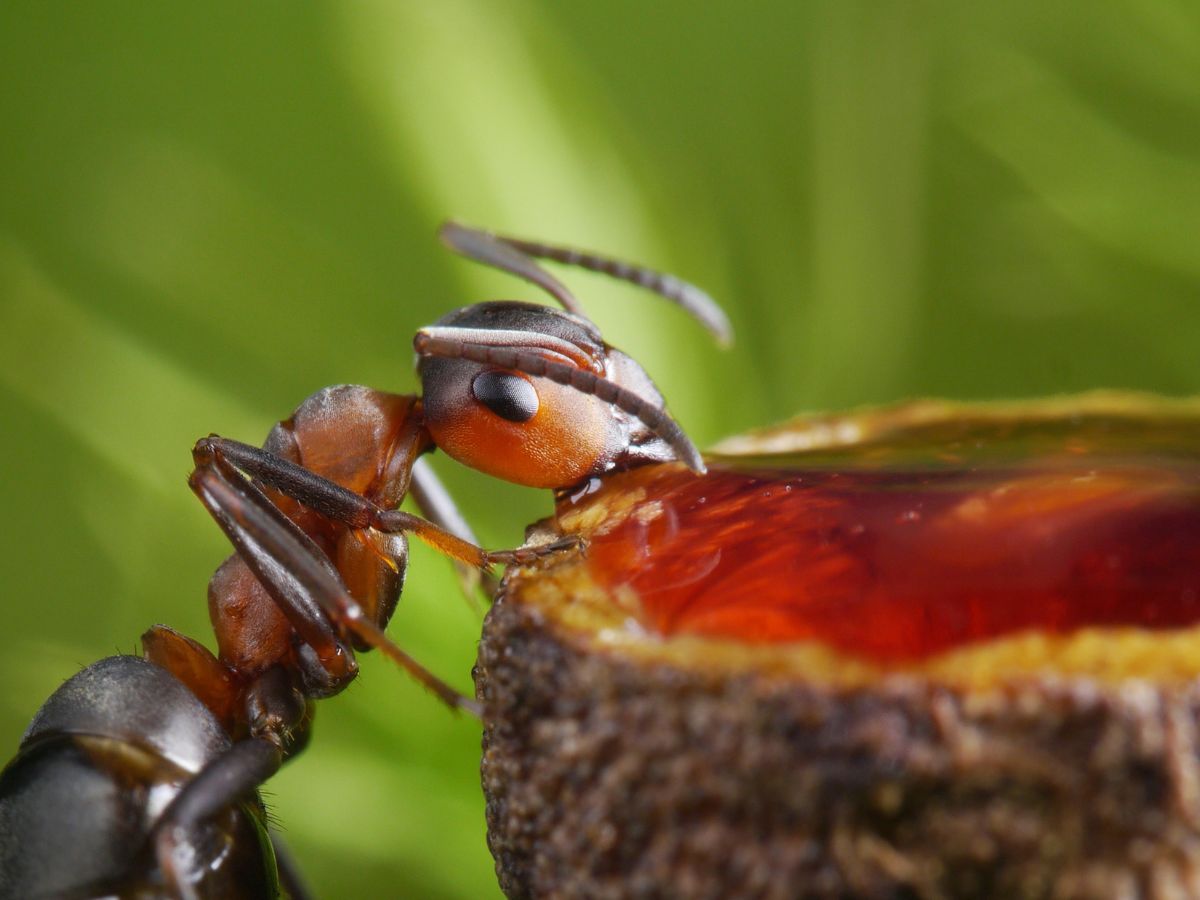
[439,221,733,347]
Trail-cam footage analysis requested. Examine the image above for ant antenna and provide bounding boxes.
[439,222,733,347]
[414,331,707,475]
[439,222,584,317]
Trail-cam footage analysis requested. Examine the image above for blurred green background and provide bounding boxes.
[2,1,1199,897]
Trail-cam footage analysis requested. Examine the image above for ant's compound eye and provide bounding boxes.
[471,371,539,423]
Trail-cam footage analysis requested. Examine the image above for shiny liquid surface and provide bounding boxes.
[564,412,1200,662]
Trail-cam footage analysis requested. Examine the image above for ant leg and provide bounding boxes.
[409,457,482,549]
[409,457,498,601]
[271,831,315,900]
[154,669,300,899]
[191,452,480,714]
[194,436,577,571]
[193,455,356,690]
[154,738,282,900]
[142,625,239,731]
[405,458,582,600]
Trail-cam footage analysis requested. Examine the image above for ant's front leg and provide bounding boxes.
[410,457,497,603]
[190,448,479,713]
[193,435,581,570]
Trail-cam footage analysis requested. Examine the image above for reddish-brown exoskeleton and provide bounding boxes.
[0,223,728,899]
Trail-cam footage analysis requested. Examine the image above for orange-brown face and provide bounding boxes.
[421,360,615,489]
[416,302,632,489]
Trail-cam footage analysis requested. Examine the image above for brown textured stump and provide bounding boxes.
[475,393,1200,900]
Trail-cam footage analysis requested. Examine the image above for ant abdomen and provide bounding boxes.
[0,656,277,899]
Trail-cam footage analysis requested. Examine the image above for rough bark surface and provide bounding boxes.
[477,596,1200,900]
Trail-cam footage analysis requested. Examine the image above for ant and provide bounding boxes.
[0,223,730,899]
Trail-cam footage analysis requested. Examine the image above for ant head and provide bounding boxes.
[414,223,730,490]
[416,302,689,489]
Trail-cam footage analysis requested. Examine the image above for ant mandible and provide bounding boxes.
[0,222,729,899]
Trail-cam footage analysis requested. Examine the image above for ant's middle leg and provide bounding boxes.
[190,450,479,713]
[194,435,580,569]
